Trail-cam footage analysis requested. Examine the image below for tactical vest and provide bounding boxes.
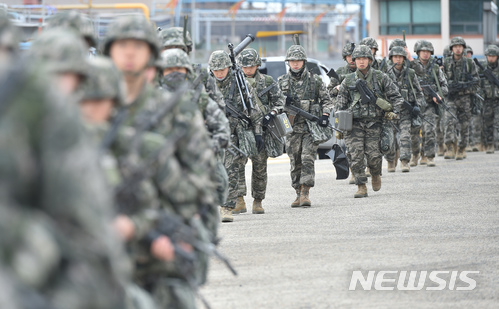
[480,61,499,99]
[343,69,386,120]
[389,65,417,104]
[279,69,322,120]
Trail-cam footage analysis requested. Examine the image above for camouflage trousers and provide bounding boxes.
[286,131,319,190]
[237,149,268,200]
[420,104,439,158]
[223,143,247,208]
[483,99,499,146]
[468,113,483,146]
[146,278,196,309]
[399,116,421,161]
[445,94,472,149]
[383,121,399,162]
[435,112,444,146]
[214,153,229,205]
[344,120,383,185]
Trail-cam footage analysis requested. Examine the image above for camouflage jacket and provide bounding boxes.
[0,63,126,309]
[336,68,404,121]
[327,64,356,98]
[476,60,499,99]
[386,63,426,113]
[414,57,449,102]
[216,69,263,135]
[443,55,480,95]
[193,64,225,109]
[246,70,284,115]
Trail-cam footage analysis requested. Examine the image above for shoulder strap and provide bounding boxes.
[258,81,277,97]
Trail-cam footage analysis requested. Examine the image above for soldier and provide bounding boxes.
[159,27,225,109]
[158,48,230,207]
[102,15,218,307]
[477,45,499,154]
[465,45,473,59]
[0,42,127,309]
[46,10,97,53]
[413,40,449,166]
[328,42,357,98]
[385,46,426,172]
[335,45,403,198]
[278,45,333,207]
[442,37,480,160]
[0,9,19,62]
[360,37,386,71]
[234,48,285,214]
[209,50,263,221]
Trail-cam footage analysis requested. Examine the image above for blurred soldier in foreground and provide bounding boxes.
[235,48,285,214]
[335,45,403,198]
[278,45,333,207]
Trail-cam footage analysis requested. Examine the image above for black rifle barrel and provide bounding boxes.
[231,34,256,57]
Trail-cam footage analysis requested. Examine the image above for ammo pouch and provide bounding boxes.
[264,132,284,158]
[307,102,334,144]
[376,97,393,112]
[236,125,257,157]
[380,120,395,155]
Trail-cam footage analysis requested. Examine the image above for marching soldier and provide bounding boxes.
[278,45,333,207]
[413,40,449,167]
[234,48,285,215]
[335,45,403,198]
[209,50,263,222]
[442,37,480,160]
[328,42,357,98]
[359,37,386,71]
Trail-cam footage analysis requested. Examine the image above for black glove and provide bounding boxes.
[285,96,292,105]
[412,106,421,117]
[319,114,329,127]
[255,135,264,152]
[262,112,275,127]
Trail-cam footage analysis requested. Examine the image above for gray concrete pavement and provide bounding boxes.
[200,152,499,309]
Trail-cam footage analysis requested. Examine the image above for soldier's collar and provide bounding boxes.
[355,68,372,80]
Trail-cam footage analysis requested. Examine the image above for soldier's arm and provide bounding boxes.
[266,76,285,114]
[317,77,333,115]
[203,94,230,148]
[412,73,426,109]
[381,73,404,114]
[334,80,350,111]
[249,84,263,134]
[327,76,341,97]
[437,66,449,96]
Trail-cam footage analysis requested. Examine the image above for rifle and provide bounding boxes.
[434,56,443,67]
[420,85,458,121]
[401,100,435,127]
[228,34,256,115]
[225,101,252,125]
[327,67,340,80]
[447,80,478,95]
[227,143,248,158]
[284,99,343,133]
[293,33,300,46]
[379,58,387,71]
[473,58,499,87]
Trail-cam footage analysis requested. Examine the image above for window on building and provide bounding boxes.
[450,0,488,34]
[379,0,441,35]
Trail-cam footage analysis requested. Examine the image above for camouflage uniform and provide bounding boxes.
[385,46,426,168]
[278,45,334,206]
[103,16,218,308]
[413,40,449,162]
[360,37,387,72]
[0,54,126,309]
[335,45,404,196]
[235,48,285,211]
[477,45,499,153]
[46,10,96,53]
[159,48,230,206]
[210,50,263,217]
[442,37,480,158]
[327,43,357,98]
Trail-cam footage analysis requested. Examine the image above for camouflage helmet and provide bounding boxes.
[46,11,96,47]
[351,44,374,61]
[414,39,434,55]
[236,48,261,67]
[449,37,466,50]
[443,45,452,58]
[389,39,406,51]
[285,45,307,61]
[389,46,406,59]
[158,48,193,74]
[0,9,19,53]
[465,45,473,55]
[341,42,356,60]
[485,45,499,57]
[158,27,190,53]
[360,37,379,51]
[81,56,126,106]
[28,29,88,77]
[101,15,160,61]
[208,50,232,71]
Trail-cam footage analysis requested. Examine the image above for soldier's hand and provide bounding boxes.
[319,114,329,127]
[385,112,397,120]
[335,131,344,140]
[151,236,175,261]
[255,134,265,152]
[262,112,275,127]
[412,106,421,116]
[285,96,293,105]
[433,95,441,104]
[113,215,135,241]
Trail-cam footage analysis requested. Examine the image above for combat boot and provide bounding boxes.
[232,196,247,214]
[465,145,473,152]
[366,167,371,177]
[420,156,428,165]
[291,189,301,207]
[354,184,368,198]
[456,147,465,160]
[387,160,396,173]
[444,144,455,159]
[401,160,410,173]
[299,185,311,207]
[437,144,445,156]
[472,144,481,152]
[220,207,233,222]
[409,154,419,167]
[371,175,381,191]
[486,144,495,154]
[252,199,265,214]
[427,157,436,167]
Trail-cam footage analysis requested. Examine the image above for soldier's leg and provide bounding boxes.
[251,150,268,200]
[365,122,383,191]
[473,113,483,150]
[344,123,367,185]
[286,132,304,190]
[150,279,196,309]
[423,107,437,162]
[237,156,249,197]
[223,149,240,209]
[495,103,499,150]
[444,99,458,158]
[456,96,472,154]
[213,156,228,206]
[398,117,412,169]
[410,124,422,160]
[435,112,445,155]
[483,100,495,150]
